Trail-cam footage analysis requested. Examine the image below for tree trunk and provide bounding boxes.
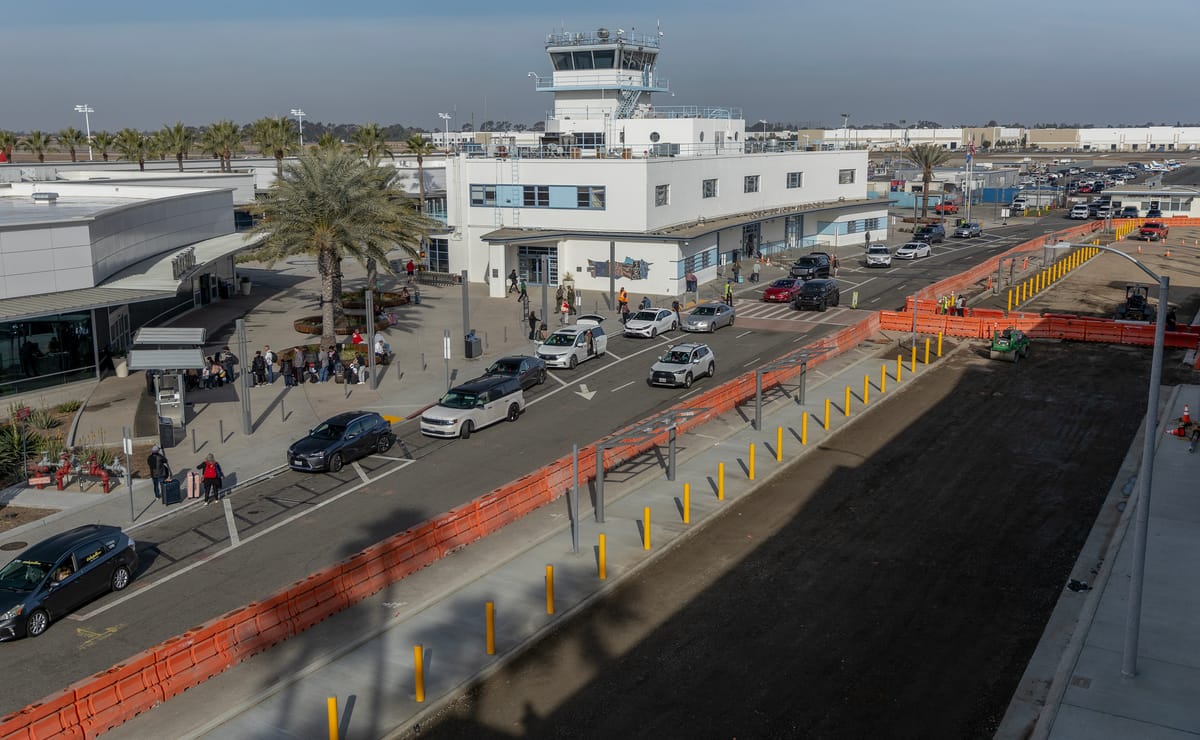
[920,170,932,219]
[139,156,145,172]
[416,156,427,265]
[319,248,338,348]
[365,257,378,295]
[275,152,284,179]
[70,150,78,162]
[177,153,184,172]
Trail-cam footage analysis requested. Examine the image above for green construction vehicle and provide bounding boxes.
[989,327,1030,362]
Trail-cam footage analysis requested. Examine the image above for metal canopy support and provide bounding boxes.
[752,349,831,429]
[594,407,709,522]
[236,319,252,435]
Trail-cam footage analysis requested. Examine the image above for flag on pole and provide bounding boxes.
[966,140,976,164]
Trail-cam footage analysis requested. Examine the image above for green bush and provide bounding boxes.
[25,408,61,431]
[55,399,82,414]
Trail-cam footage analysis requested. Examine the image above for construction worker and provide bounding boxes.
[723,280,734,306]
[617,287,629,313]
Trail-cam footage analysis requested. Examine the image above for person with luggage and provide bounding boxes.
[528,310,539,340]
[220,346,237,382]
[148,445,170,499]
[251,351,267,387]
[196,453,224,504]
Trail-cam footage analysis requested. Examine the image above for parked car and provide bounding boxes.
[793,278,841,312]
[934,201,959,214]
[647,342,717,388]
[895,241,933,259]
[913,224,946,243]
[789,252,832,280]
[624,308,678,338]
[536,315,607,369]
[762,278,803,303]
[420,376,525,439]
[1094,206,1113,219]
[682,302,735,332]
[1069,204,1091,219]
[1119,206,1140,219]
[483,355,547,390]
[288,411,395,472]
[1136,222,1169,241]
[953,221,982,238]
[0,525,139,640]
[1145,208,1163,218]
[864,244,892,267]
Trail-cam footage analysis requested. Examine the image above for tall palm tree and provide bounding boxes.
[90,131,116,161]
[57,127,87,162]
[159,122,195,171]
[251,116,298,178]
[147,131,170,163]
[314,131,341,154]
[403,133,438,267]
[907,143,953,219]
[350,123,393,167]
[199,120,241,172]
[114,128,148,171]
[251,150,433,348]
[21,131,53,163]
[0,130,16,162]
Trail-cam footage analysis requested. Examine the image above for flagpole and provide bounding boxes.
[965,138,974,224]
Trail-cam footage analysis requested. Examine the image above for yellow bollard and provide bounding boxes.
[801,412,809,445]
[486,601,496,655]
[910,344,917,373]
[896,354,903,382]
[683,483,691,524]
[328,697,339,740]
[1007,289,1013,312]
[643,507,651,550]
[748,443,755,481]
[924,337,931,365]
[545,565,555,614]
[598,534,607,579]
[937,332,943,357]
[776,427,783,462]
[823,398,831,430]
[863,374,869,406]
[881,364,887,394]
[414,645,425,702]
[844,386,851,418]
[718,462,725,500]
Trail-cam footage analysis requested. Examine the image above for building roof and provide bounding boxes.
[103,231,264,292]
[0,286,173,323]
[127,348,207,371]
[133,328,207,346]
[1103,185,1200,197]
[0,192,133,227]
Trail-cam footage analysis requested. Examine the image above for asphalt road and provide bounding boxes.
[0,218,1056,714]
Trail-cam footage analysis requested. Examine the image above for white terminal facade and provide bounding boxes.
[435,27,886,298]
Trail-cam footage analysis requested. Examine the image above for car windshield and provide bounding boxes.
[632,311,657,321]
[795,257,819,267]
[800,283,825,295]
[486,360,520,375]
[661,351,692,364]
[542,332,576,347]
[0,559,50,591]
[691,306,718,316]
[438,390,480,409]
[309,422,347,441]
[768,279,796,288]
[867,246,888,254]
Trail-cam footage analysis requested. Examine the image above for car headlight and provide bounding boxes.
[309,450,326,458]
[0,605,23,621]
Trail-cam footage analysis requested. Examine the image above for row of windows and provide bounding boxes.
[654,169,856,205]
[471,184,606,210]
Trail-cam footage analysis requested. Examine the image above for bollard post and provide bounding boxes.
[924,338,931,365]
[801,412,808,445]
[683,483,690,524]
[328,697,339,740]
[192,427,197,454]
[281,398,286,424]
[748,443,755,481]
[910,344,917,372]
[219,418,224,444]
[823,399,830,430]
[844,386,851,418]
[881,364,887,393]
[545,565,555,614]
[718,462,725,500]
[1007,289,1013,312]
[863,375,869,406]
[643,507,651,550]
[414,645,425,702]
[776,426,783,462]
[486,601,496,655]
[896,354,903,382]
[937,332,943,357]
[598,534,607,579]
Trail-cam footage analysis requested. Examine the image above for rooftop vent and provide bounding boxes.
[597,27,610,40]
[31,192,59,204]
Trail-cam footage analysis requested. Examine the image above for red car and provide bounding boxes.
[762,278,803,303]
[934,201,959,214]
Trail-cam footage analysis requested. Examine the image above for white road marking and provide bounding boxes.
[680,387,705,399]
[547,372,570,387]
[735,330,753,338]
[611,380,636,392]
[353,461,370,483]
[603,349,624,360]
[368,455,413,462]
[528,339,669,408]
[222,498,240,547]
[742,357,761,367]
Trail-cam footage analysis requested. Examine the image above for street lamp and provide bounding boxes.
[290,109,306,148]
[74,105,94,161]
[840,112,850,149]
[899,119,907,150]
[438,112,453,151]
[757,119,768,142]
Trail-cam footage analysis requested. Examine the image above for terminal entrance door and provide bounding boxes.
[518,246,558,286]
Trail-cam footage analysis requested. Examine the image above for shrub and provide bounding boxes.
[55,399,82,414]
[25,408,61,431]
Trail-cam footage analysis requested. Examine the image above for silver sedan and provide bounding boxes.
[894,241,932,259]
[682,302,735,332]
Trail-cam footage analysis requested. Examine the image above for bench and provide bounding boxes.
[416,271,461,287]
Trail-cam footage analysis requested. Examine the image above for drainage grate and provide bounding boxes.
[0,541,27,551]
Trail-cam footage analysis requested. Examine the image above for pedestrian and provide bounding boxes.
[732,259,742,283]
[560,298,570,326]
[508,269,518,293]
[671,299,682,326]
[374,335,390,365]
[956,295,966,316]
[528,310,539,340]
[724,280,734,306]
[538,322,549,342]
[220,346,237,382]
[865,231,872,246]
[292,346,305,384]
[280,353,295,387]
[640,295,652,310]
[210,355,226,387]
[617,287,629,312]
[1166,308,1178,331]
[196,453,224,504]
[832,255,840,277]
[250,351,267,386]
[406,259,416,278]
[566,284,577,315]
[263,345,275,384]
[620,302,631,325]
[517,278,528,302]
[351,327,364,346]
[147,445,169,499]
[686,271,698,293]
[752,261,762,283]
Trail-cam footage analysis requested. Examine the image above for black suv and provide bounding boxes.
[913,224,946,244]
[0,524,139,639]
[794,278,841,312]
[288,410,395,472]
[789,252,832,280]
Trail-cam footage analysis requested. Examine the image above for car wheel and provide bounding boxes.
[683,372,693,388]
[538,369,547,385]
[728,315,734,327]
[707,362,716,378]
[460,420,474,439]
[569,355,577,369]
[818,299,827,312]
[329,453,344,473]
[377,434,394,453]
[111,565,131,592]
[832,293,840,307]
[506,403,520,422]
[650,327,657,338]
[26,609,49,638]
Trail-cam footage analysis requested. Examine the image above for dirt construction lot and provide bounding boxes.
[410,338,1195,740]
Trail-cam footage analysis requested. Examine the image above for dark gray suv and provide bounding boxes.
[794,279,841,312]
[288,411,395,472]
[913,224,946,244]
[789,252,832,280]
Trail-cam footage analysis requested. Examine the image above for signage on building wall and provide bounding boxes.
[587,257,652,280]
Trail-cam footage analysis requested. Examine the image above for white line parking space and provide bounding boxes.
[222,498,240,547]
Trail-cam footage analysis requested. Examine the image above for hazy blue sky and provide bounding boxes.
[4,0,1197,132]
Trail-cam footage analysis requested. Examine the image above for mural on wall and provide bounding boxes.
[587,257,652,280]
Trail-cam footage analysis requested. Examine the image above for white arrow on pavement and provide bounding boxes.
[575,383,597,400]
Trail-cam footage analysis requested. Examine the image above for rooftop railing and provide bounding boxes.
[546,30,661,48]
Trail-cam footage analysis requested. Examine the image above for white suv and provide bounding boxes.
[864,244,892,267]
[1069,204,1090,219]
[536,315,608,369]
[420,376,525,439]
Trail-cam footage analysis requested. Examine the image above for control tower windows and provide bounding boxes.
[551,52,572,70]
[592,49,615,69]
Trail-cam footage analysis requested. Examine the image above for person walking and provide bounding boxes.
[752,261,762,283]
[732,259,742,283]
[528,310,539,340]
[620,301,631,325]
[508,269,519,293]
[560,298,570,326]
[956,295,966,316]
[671,299,682,327]
[724,280,735,306]
[516,278,528,303]
[196,453,224,504]
[406,259,416,279]
[617,287,629,313]
[686,271,698,294]
[263,345,276,384]
[147,445,169,499]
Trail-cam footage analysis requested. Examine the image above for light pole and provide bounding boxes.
[841,112,850,150]
[438,112,453,151]
[290,109,306,148]
[74,105,94,161]
[899,119,907,150]
[757,119,768,149]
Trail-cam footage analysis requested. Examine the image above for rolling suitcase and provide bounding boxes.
[185,471,202,499]
[162,478,183,505]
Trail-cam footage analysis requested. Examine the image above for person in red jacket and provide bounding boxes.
[196,453,224,504]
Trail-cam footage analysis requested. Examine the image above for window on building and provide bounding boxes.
[655,184,670,207]
[427,238,449,273]
[702,179,718,198]
[744,175,759,194]
[682,247,718,276]
[470,185,496,206]
[523,185,550,207]
[839,169,856,184]
[577,186,606,209]
[786,172,803,189]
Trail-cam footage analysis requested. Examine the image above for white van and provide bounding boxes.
[1069,204,1091,219]
[535,315,608,369]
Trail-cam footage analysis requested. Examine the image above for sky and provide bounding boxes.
[4,0,1198,133]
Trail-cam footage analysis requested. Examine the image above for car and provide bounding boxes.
[623,308,678,338]
[483,355,547,390]
[288,410,395,472]
[536,315,607,369]
[1010,198,1028,211]
[1136,222,1169,241]
[0,524,139,640]
[761,278,803,303]
[789,252,832,280]
[1119,206,1140,219]
[894,241,932,259]
[1077,183,1094,194]
[934,201,959,214]
[864,244,892,267]
[793,278,841,311]
[1069,204,1091,219]
[682,302,735,332]
[1145,208,1163,218]
[420,376,525,439]
[953,222,982,238]
[647,343,717,388]
[1094,206,1113,219]
[913,224,945,243]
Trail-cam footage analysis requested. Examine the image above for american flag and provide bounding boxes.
[966,140,976,164]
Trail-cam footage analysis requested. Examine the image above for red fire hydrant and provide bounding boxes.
[54,450,74,491]
[84,453,112,494]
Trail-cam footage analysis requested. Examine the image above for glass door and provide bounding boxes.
[518,246,559,286]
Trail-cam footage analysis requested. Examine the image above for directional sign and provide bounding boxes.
[575,384,597,400]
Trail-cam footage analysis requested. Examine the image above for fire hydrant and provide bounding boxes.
[84,453,113,494]
[54,450,74,491]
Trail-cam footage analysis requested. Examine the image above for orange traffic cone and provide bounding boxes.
[1168,426,1188,438]
[1165,249,1171,258]
[1184,404,1192,424]
[1137,244,1142,254]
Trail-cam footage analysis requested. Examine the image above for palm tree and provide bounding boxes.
[90,131,116,161]
[0,130,16,162]
[350,123,393,167]
[251,116,298,178]
[21,131,54,163]
[147,131,170,163]
[58,127,87,162]
[907,143,953,219]
[199,120,241,172]
[403,134,438,267]
[114,128,148,171]
[314,131,341,153]
[251,150,434,348]
[159,122,195,171]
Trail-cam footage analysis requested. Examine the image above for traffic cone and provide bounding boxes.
[1165,249,1171,258]
[1168,426,1188,438]
[1184,404,1192,424]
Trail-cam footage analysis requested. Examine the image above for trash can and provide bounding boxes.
[240,278,252,296]
[465,332,482,359]
[218,281,231,299]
